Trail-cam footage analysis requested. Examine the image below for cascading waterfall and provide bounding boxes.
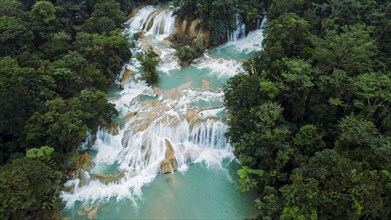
[61,5,265,219]
[259,16,268,29]
[60,6,236,209]
[146,10,176,35]
[125,6,176,36]
[227,15,246,42]
[61,87,235,208]
[216,16,267,53]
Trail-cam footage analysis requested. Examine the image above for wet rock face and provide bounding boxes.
[160,138,177,174]
[72,152,93,171]
[175,18,211,47]
[90,171,125,185]
[120,69,135,89]
[76,201,104,220]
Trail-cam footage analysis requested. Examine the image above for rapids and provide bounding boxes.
[61,5,265,219]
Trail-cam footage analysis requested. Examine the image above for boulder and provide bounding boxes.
[120,69,134,89]
[90,171,125,185]
[87,207,99,220]
[160,138,177,174]
[73,152,93,171]
[77,210,86,217]
[83,205,92,212]
[101,124,119,135]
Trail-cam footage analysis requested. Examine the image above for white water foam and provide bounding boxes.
[194,58,244,78]
[158,48,180,73]
[61,5,242,210]
[61,104,234,208]
[125,6,176,39]
[219,17,268,53]
[145,10,176,36]
[227,15,246,42]
[126,6,156,32]
[198,107,226,120]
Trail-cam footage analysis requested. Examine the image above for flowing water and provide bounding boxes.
[61,6,265,219]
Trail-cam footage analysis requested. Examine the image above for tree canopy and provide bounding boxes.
[224,0,391,218]
[0,0,133,217]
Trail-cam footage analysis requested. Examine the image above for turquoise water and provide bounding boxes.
[208,45,254,60]
[139,94,159,101]
[62,163,258,219]
[157,67,229,91]
[106,85,121,98]
[61,7,263,219]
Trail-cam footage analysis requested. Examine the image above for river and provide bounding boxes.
[60,5,266,219]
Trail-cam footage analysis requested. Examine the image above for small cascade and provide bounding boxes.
[61,5,265,214]
[126,6,176,36]
[215,16,268,53]
[145,10,176,35]
[126,6,156,32]
[259,16,268,29]
[195,58,244,77]
[227,16,246,42]
[61,94,234,207]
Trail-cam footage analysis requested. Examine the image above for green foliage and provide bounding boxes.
[176,46,197,66]
[281,151,385,219]
[0,0,25,17]
[263,13,310,59]
[139,47,160,85]
[224,0,391,218]
[171,33,206,66]
[0,158,59,219]
[0,16,33,56]
[31,1,56,25]
[91,0,126,26]
[173,0,236,44]
[337,115,380,149]
[39,31,72,60]
[0,0,131,217]
[259,80,279,99]
[293,124,324,156]
[0,57,55,162]
[82,0,126,34]
[173,0,267,45]
[311,25,379,75]
[0,0,131,163]
[238,166,264,192]
[25,90,117,153]
[75,30,132,78]
[26,146,54,162]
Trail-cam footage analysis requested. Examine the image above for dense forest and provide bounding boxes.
[1,0,390,219]
[223,0,391,219]
[0,0,134,218]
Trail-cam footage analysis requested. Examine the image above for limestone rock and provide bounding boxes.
[174,18,211,47]
[120,69,135,89]
[77,210,86,217]
[90,171,125,185]
[73,152,93,171]
[201,79,210,88]
[87,207,99,220]
[125,111,138,122]
[101,124,119,135]
[160,138,177,174]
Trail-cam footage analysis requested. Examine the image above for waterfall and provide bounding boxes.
[145,10,176,35]
[227,16,246,42]
[126,6,156,32]
[259,16,268,29]
[126,6,176,36]
[60,5,261,211]
[61,91,234,207]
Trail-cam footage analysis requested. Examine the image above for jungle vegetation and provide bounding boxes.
[223,0,391,218]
